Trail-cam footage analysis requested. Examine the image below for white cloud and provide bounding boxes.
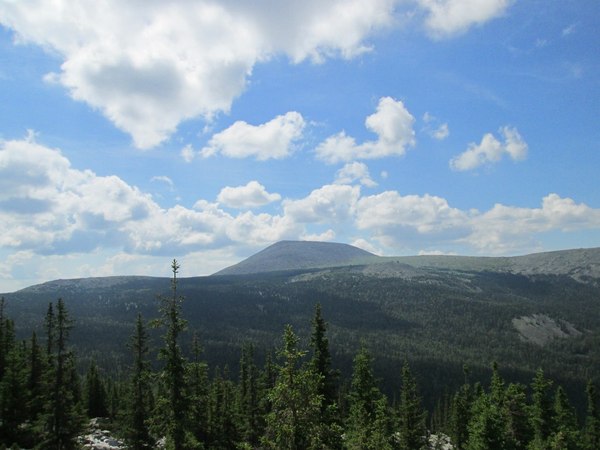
[303,229,337,242]
[2,136,600,290]
[355,191,470,248]
[450,126,527,171]
[316,97,416,163]
[283,184,361,224]
[0,0,396,149]
[201,112,305,160]
[419,0,513,37]
[432,123,450,140]
[181,144,195,163]
[423,112,449,140]
[151,175,174,190]
[466,194,600,253]
[217,181,282,209]
[335,162,377,187]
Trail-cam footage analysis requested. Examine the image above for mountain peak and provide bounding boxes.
[214,240,377,276]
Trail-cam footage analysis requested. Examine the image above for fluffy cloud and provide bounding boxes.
[200,112,305,160]
[0,0,395,149]
[316,97,416,163]
[2,136,599,290]
[355,191,471,248]
[467,194,600,253]
[217,181,282,209]
[419,0,513,37]
[283,184,361,224]
[450,126,527,171]
[334,162,377,187]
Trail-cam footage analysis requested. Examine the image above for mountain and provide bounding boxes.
[216,240,600,283]
[214,240,377,275]
[2,243,600,410]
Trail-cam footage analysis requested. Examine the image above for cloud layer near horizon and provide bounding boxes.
[2,135,599,287]
[0,0,512,149]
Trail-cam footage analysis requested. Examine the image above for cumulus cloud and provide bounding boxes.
[217,181,282,209]
[283,184,361,224]
[2,136,599,289]
[0,0,395,148]
[466,194,600,253]
[201,112,305,160]
[419,0,513,37]
[334,162,377,187]
[355,191,471,248]
[316,97,416,163]
[450,126,527,171]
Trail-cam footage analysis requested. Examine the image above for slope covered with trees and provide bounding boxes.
[1,263,599,449]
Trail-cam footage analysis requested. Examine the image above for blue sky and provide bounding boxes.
[1,0,599,291]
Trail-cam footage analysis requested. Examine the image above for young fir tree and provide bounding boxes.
[36,299,83,450]
[584,380,600,450]
[528,368,553,450]
[0,323,28,446]
[125,313,153,450]
[85,360,108,418]
[547,386,581,450]
[237,343,261,446]
[504,382,532,450]
[155,260,191,450]
[186,332,209,446]
[309,303,343,449]
[263,325,324,450]
[208,365,238,449]
[395,361,427,450]
[28,331,45,424]
[345,345,391,450]
[450,365,473,449]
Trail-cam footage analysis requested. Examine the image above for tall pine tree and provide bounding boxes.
[155,260,191,450]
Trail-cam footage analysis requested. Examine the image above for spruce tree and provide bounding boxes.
[528,369,553,450]
[85,360,108,418]
[37,299,83,450]
[548,386,581,450]
[584,380,600,450]
[504,383,532,450]
[0,325,28,446]
[237,343,261,446]
[263,325,323,450]
[156,260,190,450]
[309,303,343,449]
[125,313,153,450]
[187,332,209,446]
[396,361,427,450]
[345,345,391,450]
[450,365,472,449]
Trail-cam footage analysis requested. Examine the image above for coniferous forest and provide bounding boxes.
[1,260,600,449]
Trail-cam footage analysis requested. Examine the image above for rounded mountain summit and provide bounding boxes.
[214,240,377,276]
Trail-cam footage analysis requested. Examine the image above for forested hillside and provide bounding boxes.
[1,260,600,449]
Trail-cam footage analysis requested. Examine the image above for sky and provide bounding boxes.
[0,0,599,292]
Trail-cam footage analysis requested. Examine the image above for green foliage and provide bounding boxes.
[123,313,154,450]
[263,325,325,449]
[156,260,190,450]
[345,345,391,449]
[396,361,427,450]
[584,381,600,450]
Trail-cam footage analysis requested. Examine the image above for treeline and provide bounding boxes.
[0,261,599,449]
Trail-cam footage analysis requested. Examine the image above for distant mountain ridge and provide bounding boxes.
[3,241,600,414]
[214,240,377,276]
[214,240,600,281]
